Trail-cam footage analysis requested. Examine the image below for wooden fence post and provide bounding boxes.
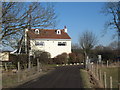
[5,63,8,71]
[28,60,31,69]
[110,76,112,89]
[92,64,94,75]
[40,63,42,72]
[104,72,107,88]
[95,65,97,77]
[37,58,40,73]
[18,62,20,71]
[90,63,92,72]
[95,64,97,77]
[107,60,109,67]
[93,66,95,76]
[28,54,31,70]
[96,61,99,80]
[17,62,20,82]
[99,70,101,81]
[101,61,103,67]
[91,64,93,74]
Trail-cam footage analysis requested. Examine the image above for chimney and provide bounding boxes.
[64,26,67,33]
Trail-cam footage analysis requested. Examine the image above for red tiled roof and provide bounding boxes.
[27,29,71,39]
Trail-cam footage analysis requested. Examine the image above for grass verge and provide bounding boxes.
[80,69,91,88]
[99,67,119,88]
[2,65,55,88]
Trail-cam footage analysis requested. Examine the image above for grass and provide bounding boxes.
[2,64,55,88]
[99,66,119,88]
[45,64,58,67]
[80,69,92,88]
[2,73,18,87]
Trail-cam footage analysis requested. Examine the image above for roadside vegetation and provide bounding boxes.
[80,69,92,88]
[100,66,118,88]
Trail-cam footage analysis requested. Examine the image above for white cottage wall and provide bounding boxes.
[30,39,71,58]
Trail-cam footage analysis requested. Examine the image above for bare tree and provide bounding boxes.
[1,2,57,49]
[72,43,80,50]
[101,2,120,31]
[1,2,23,47]
[101,2,120,56]
[79,31,98,68]
[108,41,118,50]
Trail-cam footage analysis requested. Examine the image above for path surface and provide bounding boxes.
[17,65,84,88]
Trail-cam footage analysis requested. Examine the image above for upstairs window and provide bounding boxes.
[35,41,44,46]
[58,42,66,46]
[35,29,39,34]
[56,30,61,34]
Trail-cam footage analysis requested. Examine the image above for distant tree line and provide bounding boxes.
[72,40,118,64]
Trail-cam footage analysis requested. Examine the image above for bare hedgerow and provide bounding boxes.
[54,53,68,64]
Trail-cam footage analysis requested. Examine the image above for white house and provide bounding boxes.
[0,51,10,61]
[26,26,71,58]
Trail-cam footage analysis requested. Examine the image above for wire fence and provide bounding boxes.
[1,59,54,88]
[87,61,120,89]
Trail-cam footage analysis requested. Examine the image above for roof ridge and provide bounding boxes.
[30,29,64,31]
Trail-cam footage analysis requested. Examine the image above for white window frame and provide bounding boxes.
[56,29,61,34]
[58,42,66,46]
[35,29,39,34]
[35,41,44,46]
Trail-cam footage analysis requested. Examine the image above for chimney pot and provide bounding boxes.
[64,26,67,33]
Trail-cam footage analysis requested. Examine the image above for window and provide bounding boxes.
[58,42,66,46]
[35,29,39,34]
[35,41,44,46]
[56,30,61,34]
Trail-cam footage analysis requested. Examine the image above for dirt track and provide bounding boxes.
[17,65,84,88]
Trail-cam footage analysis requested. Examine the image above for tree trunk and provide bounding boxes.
[84,51,87,69]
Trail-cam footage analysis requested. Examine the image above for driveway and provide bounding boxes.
[17,65,84,88]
